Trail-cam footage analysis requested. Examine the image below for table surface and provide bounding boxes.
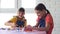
[0,30,46,34]
[0,28,46,34]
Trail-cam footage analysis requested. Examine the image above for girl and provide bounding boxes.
[33,3,54,34]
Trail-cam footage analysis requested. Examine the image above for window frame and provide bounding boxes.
[0,0,18,13]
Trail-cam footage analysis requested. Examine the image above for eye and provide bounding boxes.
[37,12,40,14]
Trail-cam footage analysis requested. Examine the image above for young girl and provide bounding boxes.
[5,8,27,29]
[33,3,54,34]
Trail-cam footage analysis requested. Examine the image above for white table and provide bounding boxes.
[0,30,46,34]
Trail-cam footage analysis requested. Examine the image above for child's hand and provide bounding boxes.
[5,22,16,26]
[10,23,15,26]
[24,25,33,31]
[33,26,38,30]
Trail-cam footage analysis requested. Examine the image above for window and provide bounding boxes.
[1,0,15,8]
[22,0,36,8]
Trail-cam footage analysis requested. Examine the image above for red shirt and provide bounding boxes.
[37,14,54,34]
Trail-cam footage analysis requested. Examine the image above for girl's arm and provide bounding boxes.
[33,22,39,30]
[38,22,50,31]
[35,22,39,27]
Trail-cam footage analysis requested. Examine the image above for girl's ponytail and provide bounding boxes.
[46,9,50,14]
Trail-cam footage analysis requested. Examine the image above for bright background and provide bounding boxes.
[0,0,60,34]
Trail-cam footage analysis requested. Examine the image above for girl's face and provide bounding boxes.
[35,10,46,18]
[18,11,25,18]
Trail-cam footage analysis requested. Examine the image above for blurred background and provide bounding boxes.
[0,0,60,34]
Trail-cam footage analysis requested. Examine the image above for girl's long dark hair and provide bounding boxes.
[35,3,50,14]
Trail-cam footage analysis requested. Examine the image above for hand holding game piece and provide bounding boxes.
[24,25,33,32]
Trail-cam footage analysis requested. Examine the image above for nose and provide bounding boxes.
[37,14,41,16]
